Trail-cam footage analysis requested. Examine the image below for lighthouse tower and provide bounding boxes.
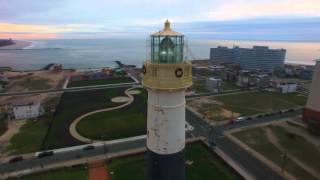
[142,20,192,180]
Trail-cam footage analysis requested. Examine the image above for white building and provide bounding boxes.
[206,77,222,93]
[278,83,297,94]
[13,102,42,120]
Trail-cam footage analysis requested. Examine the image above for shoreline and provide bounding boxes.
[0,40,32,50]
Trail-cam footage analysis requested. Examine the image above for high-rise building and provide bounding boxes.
[303,60,320,124]
[142,20,192,180]
[210,46,286,71]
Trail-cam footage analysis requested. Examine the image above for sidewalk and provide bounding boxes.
[89,160,109,180]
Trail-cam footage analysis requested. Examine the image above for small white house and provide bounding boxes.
[278,83,298,94]
[12,102,43,120]
[206,77,222,93]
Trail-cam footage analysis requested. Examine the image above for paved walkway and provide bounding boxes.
[88,160,110,180]
[0,120,26,157]
[69,88,135,143]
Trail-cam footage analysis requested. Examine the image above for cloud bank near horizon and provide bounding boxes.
[1,0,320,40]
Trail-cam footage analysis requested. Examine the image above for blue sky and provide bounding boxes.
[0,0,320,40]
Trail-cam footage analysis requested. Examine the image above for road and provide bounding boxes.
[0,82,139,97]
[0,138,145,175]
[0,108,302,179]
[187,109,303,180]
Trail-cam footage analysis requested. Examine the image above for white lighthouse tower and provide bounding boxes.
[142,20,192,180]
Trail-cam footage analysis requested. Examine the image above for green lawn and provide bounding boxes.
[15,78,51,90]
[76,88,147,140]
[108,143,240,180]
[15,166,87,180]
[188,91,307,121]
[5,118,50,155]
[215,91,307,116]
[233,126,316,180]
[109,155,146,180]
[222,81,240,91]
[186,143,240,180]
[192,79,209,93]
[67,77,134,88]
[192,79,239,94]
[43,88,124,149]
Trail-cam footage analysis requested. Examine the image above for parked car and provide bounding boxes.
[235,117,246,122]
[37,151,54,158]
[257,115,263,118]
[83,145,95,151]
[8,156,23,163]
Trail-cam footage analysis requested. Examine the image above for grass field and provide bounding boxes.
[43,88,125,149]
[108,143,240,180]
[192,79,239,94]
[76,88,147,140]
[222,81,240,91]
[0,116,7,136]
[15,78,51,91]
[5,118,50,155]
[15,166,87,180]
[67,77,134,88]
[215,92,307,116]
[233,125,317,180]
[269,125,320,173]
[192,79,209,93]
[188,91,307,121]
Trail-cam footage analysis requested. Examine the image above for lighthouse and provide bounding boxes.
[142,20,192,180]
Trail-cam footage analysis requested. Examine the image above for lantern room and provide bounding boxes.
[151,20,184,64]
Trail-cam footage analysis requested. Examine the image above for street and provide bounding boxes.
[0,95,302,179]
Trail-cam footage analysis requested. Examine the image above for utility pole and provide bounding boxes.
[281,151,288,174]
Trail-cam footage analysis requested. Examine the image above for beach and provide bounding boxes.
[0,40,32,50]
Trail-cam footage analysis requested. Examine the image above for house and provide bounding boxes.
[278,83,298,94]
[206,77,222,93]
[12,102,43,120]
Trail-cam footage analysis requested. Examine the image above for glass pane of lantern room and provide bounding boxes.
[159,36,175,64]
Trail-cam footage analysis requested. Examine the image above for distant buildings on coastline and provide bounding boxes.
[0,39,14,47]
[210,46,286,72]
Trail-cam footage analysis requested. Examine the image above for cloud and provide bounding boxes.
[0,23,106,33]
[0,33,62,39]
[196,0,320,21]
[1,0,320,40]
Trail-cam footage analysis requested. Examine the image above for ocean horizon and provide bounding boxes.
[0,38,319,71]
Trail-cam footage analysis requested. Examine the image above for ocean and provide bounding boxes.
[0,39,319,70]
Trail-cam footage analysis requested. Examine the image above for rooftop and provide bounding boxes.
[151,20,183,36]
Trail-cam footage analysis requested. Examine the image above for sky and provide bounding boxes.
[0,0,320,40]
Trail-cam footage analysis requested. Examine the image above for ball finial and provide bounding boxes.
[164,20,171,30]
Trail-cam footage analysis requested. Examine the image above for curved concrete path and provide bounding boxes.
[69,88,136,143]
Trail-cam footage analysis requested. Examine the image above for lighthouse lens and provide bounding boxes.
[159,37,175,63]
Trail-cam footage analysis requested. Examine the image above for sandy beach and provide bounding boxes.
[0,40,32,50]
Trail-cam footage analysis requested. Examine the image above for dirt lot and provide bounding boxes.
[0,70,68,105]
